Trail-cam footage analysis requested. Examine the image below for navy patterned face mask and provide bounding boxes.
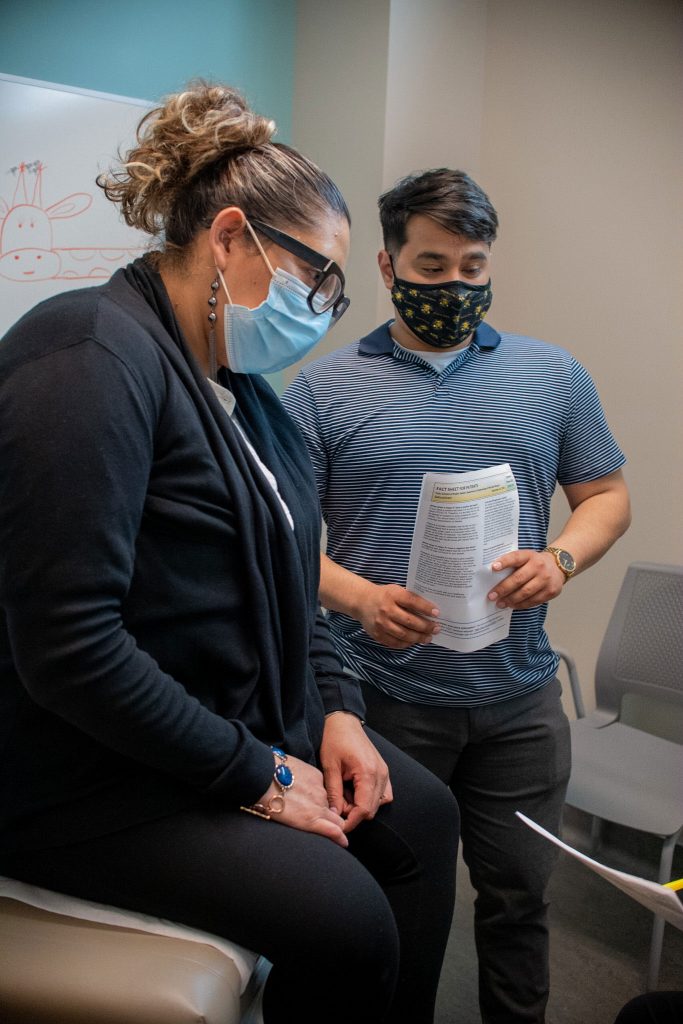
[390,270,493,348]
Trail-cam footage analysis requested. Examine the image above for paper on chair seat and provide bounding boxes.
[515,813,683,930]
[0,874,258,992]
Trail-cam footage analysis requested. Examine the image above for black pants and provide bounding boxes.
[362,679,571,1024]
[0,732,459,1024]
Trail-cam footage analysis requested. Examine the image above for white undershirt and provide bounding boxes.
[394,338,470,374]
[207,378,294,531]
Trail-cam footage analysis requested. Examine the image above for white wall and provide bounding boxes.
[293,0,683,714]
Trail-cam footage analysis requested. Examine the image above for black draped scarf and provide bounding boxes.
[120,257,325,757]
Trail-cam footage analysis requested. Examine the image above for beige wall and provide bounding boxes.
[292,0,683,713]
[479,0,683,708]
[292,0,391,358]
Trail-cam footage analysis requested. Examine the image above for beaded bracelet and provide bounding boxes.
[240,746,295,821]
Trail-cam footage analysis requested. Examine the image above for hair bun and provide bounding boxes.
[98,80,276,236]
[158,82,277,178]
[98,79,348,253]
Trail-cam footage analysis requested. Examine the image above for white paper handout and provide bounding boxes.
[406,463,519,653]
[516,813,683,931]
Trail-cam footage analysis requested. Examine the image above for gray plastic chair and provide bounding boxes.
[556,561,683,992]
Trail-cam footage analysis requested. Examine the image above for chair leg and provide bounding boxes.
[590,815,603,853]
[647,914,666,992]
[646,830,681,991]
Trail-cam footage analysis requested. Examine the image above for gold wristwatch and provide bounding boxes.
[544,546,577,581]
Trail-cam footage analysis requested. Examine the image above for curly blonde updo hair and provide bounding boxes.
[97,81,349,256]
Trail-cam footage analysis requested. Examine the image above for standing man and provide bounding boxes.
[282,168,631,1023]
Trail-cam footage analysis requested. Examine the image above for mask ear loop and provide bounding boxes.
[388,253,399,287]
[213,220,275,379]
[216,267,233,303]
[215,219,276,304]
[245,220,276,276]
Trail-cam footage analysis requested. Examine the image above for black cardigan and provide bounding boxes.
[0,260,364,853]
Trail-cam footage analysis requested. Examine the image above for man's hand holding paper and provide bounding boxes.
[487,549,566,610]
[355,581,441,649]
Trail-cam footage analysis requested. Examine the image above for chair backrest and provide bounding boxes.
[594,562,683,719]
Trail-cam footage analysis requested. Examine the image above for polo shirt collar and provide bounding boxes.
[358,320,501,355]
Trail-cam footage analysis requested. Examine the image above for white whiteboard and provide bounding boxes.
[0,74,153,336]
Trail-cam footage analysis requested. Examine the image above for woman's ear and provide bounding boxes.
[378,249,395,291]
[208,207,248,271]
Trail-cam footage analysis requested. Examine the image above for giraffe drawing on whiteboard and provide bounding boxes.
[0,161,142,282]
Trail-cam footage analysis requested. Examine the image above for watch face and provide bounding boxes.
[558,550,575,573]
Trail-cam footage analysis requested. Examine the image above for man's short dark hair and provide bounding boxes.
[378,168,498,253]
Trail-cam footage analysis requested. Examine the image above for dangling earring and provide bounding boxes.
[207,276,219,381]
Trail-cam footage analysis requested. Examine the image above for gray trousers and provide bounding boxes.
[361,676,571,1024]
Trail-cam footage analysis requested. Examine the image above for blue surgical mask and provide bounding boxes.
[217,226,332,375]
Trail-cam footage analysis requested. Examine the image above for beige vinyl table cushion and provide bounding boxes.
[0,897,246,1024]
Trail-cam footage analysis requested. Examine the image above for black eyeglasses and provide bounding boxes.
[250,219,350,324]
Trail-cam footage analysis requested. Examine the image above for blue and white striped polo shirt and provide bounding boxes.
[283,321,626,706]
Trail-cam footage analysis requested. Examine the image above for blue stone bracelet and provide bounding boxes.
[274,762,294,790]
[239,745,295,820]
[271,745,293,790]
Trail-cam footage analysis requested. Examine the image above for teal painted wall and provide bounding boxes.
[0,0,295,139]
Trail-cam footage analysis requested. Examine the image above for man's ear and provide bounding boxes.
[208,207,248,271]
[377,249,395,290]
